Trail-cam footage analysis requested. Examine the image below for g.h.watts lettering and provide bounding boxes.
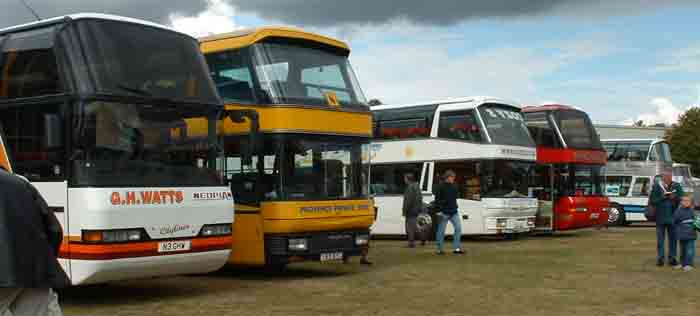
[110,191,184,206]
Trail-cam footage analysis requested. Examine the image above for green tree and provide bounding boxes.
[667,107,700,172]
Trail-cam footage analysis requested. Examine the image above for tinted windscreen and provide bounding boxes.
[72,101,220,187]
[554,110,601,149]
[481,160,534,198]
[478,104,534,147]
[78,20,218,103]
[222,134,369,203]
[570,165,605,196]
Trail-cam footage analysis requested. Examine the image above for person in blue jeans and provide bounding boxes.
[433,170,465,255]
[650,171,684,267]
[673,195,696,271]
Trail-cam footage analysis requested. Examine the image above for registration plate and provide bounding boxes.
[590,213,600,220]
[158,240,191,253]
[320,252,343,262]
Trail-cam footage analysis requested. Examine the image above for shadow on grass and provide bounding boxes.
[207,265,356,281]
[59,280,215,306]
[529,230,596,239]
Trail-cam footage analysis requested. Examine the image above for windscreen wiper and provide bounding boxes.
[116,84,152,97]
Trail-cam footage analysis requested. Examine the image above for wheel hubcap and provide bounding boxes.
[608,207,620,224]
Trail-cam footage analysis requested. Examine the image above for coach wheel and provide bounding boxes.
[607,205,620,225]
[608,205,626,226]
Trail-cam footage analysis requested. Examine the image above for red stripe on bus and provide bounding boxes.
[536,147,607,165]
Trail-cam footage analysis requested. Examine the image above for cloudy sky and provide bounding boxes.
[2,0,699,125]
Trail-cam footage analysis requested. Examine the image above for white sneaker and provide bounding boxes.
[683,266,694,272]
[673,264,683,270]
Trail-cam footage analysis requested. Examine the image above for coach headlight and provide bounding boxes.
[83,229,144,243]
[200,223,232,236]
[288,238,309,251]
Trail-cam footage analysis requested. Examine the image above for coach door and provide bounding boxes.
[532,164,555,232]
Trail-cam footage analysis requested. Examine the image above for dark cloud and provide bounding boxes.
[231,0,700,26]
[2,0,698,31]
[0,0,208,29]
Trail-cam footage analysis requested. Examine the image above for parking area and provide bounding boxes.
[62,226,700,316]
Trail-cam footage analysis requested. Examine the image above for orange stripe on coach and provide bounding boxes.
[58,236,232,260]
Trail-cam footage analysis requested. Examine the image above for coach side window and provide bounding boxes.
[370,163,422,195]
[0,27,63,99]
[375,119,431,139]
[0,103,66,181]
[438,110,483,143]
[630,177,651,197]
[604,176,632,197]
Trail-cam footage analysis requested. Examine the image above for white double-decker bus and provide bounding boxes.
[370,97,538,236]
[0,14,238,285]
[602,138,673,224]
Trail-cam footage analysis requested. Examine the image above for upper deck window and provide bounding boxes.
[554,110,602,150]
[205,48,256,104]
[372,105,436,140]
[376,118,431,139]
[0,27,63,99]
[252,38,367,107]
[603,141,652,161]
[524,111,561,148]
[78,20,218,104]
[437,110,483,143]
[205,38,368,108]
[478,103,534,147]
[649,142,672,162]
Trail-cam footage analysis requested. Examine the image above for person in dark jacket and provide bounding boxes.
[673,195,697,271]
[433,170,464,255]
[650,171,684,267]
[0,165,69,315]
[403,173,425,247]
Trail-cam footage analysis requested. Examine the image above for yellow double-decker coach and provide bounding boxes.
[199,27,375,267]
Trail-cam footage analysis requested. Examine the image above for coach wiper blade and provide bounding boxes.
[116,84,152,97]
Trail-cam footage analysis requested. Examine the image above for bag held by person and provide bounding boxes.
[644,196,656,221]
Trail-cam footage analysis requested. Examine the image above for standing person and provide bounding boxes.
[403,173,425,247]
[0,165,70,315]
[433,170,465,255]
[650,170,684,267]
[673,195,697,271]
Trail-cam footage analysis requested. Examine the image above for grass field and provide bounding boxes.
[61,226,700,316]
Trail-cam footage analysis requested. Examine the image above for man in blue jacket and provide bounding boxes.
[650,170,684,267]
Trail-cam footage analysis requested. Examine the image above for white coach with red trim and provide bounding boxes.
[0,14,235,285]
[370,97,539,236]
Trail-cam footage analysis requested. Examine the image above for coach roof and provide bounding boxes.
[0,13,189,38]
[371,96,522,112]
[198,26,349,53]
